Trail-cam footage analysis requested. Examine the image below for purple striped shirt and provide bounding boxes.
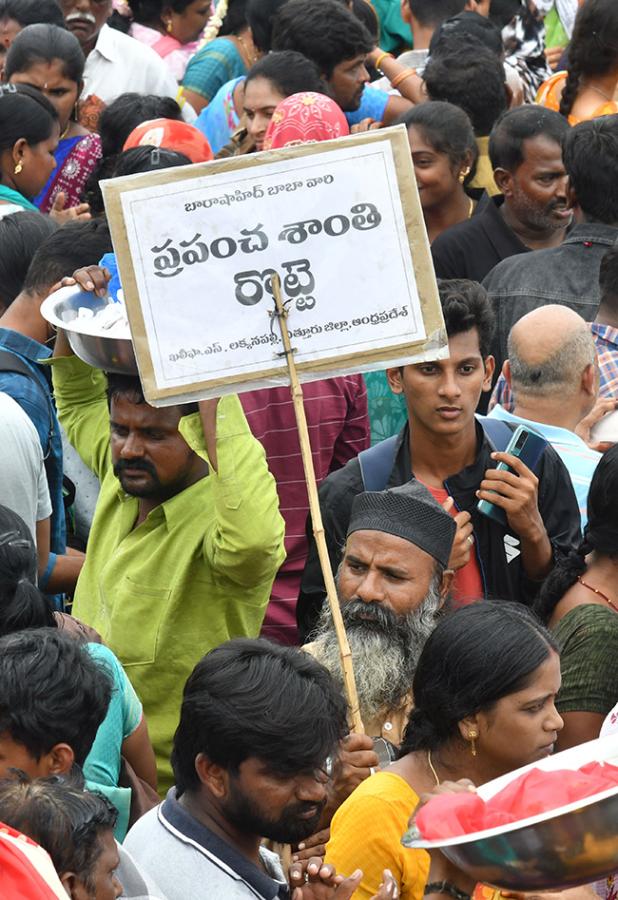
[241,376,369,644]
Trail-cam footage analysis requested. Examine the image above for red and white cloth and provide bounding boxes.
[0,822,67,899]
[264,92,349,149]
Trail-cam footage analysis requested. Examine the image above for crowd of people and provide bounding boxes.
[0,0,617,897]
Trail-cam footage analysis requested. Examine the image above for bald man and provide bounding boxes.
[489,305,601,526]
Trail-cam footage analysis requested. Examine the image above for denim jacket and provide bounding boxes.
[482,222,618,370]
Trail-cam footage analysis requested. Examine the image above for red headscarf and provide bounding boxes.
[123,118,214,163]
[263,93,350,150]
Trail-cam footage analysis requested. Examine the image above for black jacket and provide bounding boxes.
[482,222,618,375]
[297,422,582,642]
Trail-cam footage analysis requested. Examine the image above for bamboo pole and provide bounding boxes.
[271,275,364,734]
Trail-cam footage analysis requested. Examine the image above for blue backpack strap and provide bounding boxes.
[358,434,399,492]
[477,414,515,452]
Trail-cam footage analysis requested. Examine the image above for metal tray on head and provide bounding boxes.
[41,285,137,375]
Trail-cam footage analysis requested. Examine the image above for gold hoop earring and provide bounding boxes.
[14,162,23,175]
[467,729,478,756]
[165,19,173,32]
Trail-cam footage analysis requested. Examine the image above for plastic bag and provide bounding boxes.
[416,762,618,840]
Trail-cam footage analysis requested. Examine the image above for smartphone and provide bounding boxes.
[477,425,548,527]
[591,409,618,444]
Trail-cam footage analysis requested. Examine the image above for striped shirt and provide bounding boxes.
[241,376,370,645]
[488,404,600,528]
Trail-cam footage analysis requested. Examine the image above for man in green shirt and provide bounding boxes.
[52,326,286,790]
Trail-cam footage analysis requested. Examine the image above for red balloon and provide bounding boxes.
[123,118,214,163]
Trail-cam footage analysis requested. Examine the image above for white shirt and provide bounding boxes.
[0,391,52,542]
[82,24,196,122]
[0,204,24,219]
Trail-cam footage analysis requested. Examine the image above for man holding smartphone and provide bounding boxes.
[298,280,582,640]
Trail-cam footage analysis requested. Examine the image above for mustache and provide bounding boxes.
[291,798,326,817]
[113,459,157,477]
[65,11,97,24]
[282,798,327,833]
[341,599,403,633]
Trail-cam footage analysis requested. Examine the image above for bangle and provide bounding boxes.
[424,882,471,900]
[390,67,417,89]
[374,50,393,72]
[38,551,57,592]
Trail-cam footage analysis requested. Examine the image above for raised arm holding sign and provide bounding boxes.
[97,126,446,730]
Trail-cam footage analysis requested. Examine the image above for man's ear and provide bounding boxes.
[493,167,514,198]
[439,569,453,601]
[566,181,581,217]
[195,753,228,800]
[386,366,404,394]
[61,872,87,900]
[502,359,512,389]
[581,362,597,398]
[43,743,74,776]
[482,355,495,393]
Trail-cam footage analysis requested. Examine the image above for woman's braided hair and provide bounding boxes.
[559,0,618,118]
[558,45,582,119]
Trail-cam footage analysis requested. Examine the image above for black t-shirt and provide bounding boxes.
[431,194,529,283]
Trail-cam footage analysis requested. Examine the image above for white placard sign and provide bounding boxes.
[103,127,446,405]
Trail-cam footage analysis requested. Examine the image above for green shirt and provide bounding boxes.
[370,0,411,54]
[52,355,286,790]
[363,371,408,445]
[553,604,618,717]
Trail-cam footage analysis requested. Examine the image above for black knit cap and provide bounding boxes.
[347,480,456,568]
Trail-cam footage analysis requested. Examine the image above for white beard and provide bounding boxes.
[310,578,442,726]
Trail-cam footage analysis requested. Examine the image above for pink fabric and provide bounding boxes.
[130,22,198,81]
[241,376,369,645]
[417,762,618,840]
[264,92,349,150]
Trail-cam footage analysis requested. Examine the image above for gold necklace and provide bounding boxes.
[427,750,440,787]
[467,197,475,219]
[586,82,614,102]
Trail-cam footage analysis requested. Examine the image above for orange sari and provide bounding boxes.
[536,71,618,125]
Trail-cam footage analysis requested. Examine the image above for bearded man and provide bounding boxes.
[307,481,456,759]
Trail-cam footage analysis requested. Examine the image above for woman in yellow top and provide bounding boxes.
[536,0,618,125]
[325,602,564,900]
